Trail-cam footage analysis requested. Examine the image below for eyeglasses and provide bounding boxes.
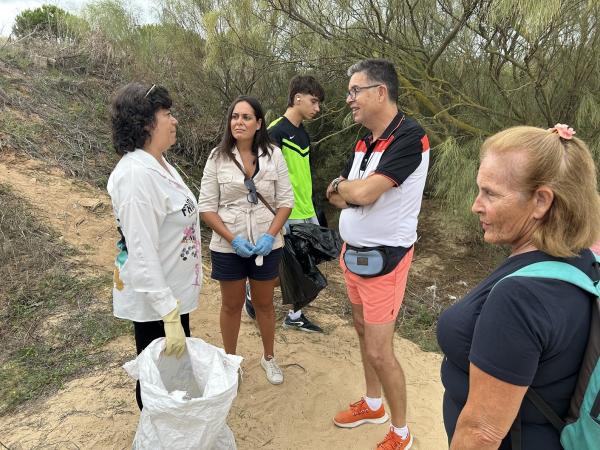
[244,178,258,204]
[144,84,156,99]
[346,84,382,100]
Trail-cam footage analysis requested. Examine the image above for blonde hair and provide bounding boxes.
[481,126,600,257]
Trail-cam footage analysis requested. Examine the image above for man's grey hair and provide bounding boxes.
[347,59,399,102]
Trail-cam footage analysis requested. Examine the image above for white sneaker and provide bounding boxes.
[260,355,283,385]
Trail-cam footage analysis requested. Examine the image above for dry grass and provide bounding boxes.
[0,42,119,187]
[0,184,129,415]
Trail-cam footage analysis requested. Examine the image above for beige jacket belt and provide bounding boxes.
[198,145,294,253]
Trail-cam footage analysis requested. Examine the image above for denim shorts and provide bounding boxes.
[211,248,282,281]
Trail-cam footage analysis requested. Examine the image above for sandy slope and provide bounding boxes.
[0,153,447,450]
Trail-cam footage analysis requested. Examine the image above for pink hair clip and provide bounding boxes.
[548,123,576,140]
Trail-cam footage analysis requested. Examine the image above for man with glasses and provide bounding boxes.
[326,59,430,450]
[244,75,326,333]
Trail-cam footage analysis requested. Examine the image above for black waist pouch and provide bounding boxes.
[343,244,412,278]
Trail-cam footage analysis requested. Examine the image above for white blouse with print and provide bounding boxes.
[107,149,201,322]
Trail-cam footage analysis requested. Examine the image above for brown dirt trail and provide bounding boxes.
[0,153,448,450]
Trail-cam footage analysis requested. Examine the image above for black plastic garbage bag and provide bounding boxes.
[279,223,342,311]
[289,223,342,265]
[312,193,329,228]
[279,237,325,311]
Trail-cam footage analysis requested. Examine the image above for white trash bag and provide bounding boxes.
[124,337,243,450]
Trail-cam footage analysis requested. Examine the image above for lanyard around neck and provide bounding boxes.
[359,115,405,177]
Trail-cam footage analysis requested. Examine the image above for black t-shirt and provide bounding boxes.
[437,249,595,449]
[268,116,311,153]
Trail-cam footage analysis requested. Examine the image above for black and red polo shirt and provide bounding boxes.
[339,112,430,248]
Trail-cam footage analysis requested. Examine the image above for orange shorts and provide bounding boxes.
[340,245,414,324]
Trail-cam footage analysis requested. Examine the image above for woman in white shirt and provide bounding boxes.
[199,96,293,384]
[107,83,201,409]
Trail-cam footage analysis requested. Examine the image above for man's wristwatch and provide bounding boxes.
[331,177,345,193]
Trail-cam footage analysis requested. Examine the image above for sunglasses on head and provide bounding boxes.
[244,178,258,204]
[144,84,156,98]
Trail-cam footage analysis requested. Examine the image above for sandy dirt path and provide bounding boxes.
[0,153,447,450]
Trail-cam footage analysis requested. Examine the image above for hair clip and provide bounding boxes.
[548,123,575,140]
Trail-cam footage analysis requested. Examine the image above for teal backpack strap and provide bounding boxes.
[500,256,600,298]
[506,253,600,450]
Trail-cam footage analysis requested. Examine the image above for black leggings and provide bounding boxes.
[133,314,191,410]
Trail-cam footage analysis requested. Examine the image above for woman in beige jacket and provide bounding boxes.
[199,96,293,384]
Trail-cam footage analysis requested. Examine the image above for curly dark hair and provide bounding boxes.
[110,83,172,155]
[213,95,274,161]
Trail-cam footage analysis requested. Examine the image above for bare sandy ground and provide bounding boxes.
[0,153,447,450]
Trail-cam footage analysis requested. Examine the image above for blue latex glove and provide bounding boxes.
[231,235,255,258]
[254,233,275,256]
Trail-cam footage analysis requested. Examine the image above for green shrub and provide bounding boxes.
[12,4,86,39]
[430,137,482,240]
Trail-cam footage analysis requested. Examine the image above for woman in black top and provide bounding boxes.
[437,124,600,449]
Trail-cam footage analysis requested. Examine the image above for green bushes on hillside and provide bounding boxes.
[12,4,87,40]
[5,0,600,237]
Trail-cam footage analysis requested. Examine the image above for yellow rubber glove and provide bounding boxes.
[162,301,186,358]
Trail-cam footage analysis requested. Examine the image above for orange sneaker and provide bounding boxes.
[333,398,389,428]
[376,427,413,450]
